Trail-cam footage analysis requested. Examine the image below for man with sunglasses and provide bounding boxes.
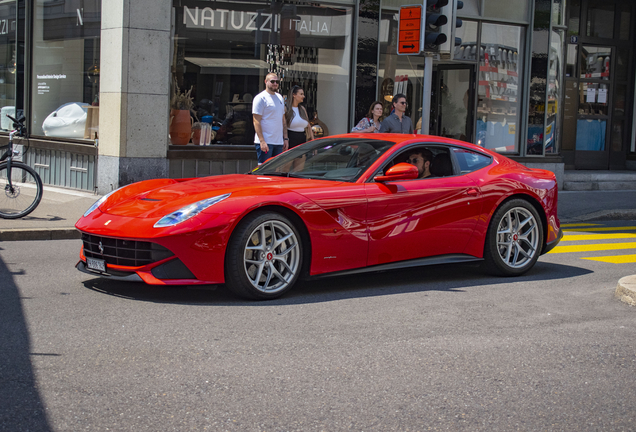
[379,93,413,134]
[406,148,433,179]
[253,73,289,164]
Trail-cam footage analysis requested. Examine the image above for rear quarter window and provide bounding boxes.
[452,148,492,174]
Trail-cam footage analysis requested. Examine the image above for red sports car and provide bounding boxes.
[76,134,562,299]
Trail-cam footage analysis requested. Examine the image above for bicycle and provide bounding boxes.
[0,115,43,219]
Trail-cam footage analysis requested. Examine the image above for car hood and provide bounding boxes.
[100,174,338,219]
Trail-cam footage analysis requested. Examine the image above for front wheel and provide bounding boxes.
[0,162,43,219]
[482,199,543,276]
[225,212,303,300]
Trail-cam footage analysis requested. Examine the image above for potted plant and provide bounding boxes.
[169,79,195,145]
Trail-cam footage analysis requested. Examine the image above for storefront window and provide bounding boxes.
[552,0,565,27]
[526,0,550,156]
[579,46,610,80]
[617,2,631,41]
[171,0,353,145]
[453,20,478,61]
[565,43,577,78]
[0,0,17,131]
[546,29,565,154]
[476,23,524,153]
[483,0,529,23]
[586,1,614,39]
[377,5,423,132]
[30,0,101,140]
[578,82,609,116]
[567,0,580,36]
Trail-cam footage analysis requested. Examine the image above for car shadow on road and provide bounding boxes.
[0,252,53,431]
[81,260,593,306]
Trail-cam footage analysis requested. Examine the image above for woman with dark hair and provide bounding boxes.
[285,85,314,148]
[351,101,383,133]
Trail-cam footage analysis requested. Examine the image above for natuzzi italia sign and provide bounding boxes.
[182,4,348,38]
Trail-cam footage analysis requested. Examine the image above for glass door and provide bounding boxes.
[434,65,475,142]
[574,45,613,169]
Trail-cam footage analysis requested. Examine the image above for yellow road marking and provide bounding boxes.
[548,242,636,254]
[563,226,636,232]
[560,223,602,227]
[582,254,636,264]
[562,233,636,241]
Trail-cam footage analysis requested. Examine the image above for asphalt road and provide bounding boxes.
[1,224,635,431]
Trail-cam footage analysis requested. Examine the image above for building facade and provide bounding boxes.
[1,0,634,193]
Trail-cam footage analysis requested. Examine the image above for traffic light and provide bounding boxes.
[451,0,464,48]
[424,0,449,50]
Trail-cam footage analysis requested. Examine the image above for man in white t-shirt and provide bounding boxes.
[252,73,288,164]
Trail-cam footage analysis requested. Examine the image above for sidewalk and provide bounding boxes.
[558,190,636,222]
[0,185,99,241]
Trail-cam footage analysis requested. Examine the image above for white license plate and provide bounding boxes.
[86,257,106,272]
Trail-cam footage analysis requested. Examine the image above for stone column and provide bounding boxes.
[97,0,171,194]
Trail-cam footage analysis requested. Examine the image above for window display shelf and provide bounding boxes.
[479,66,518,77]
[479,80,518,90]
[478,108,517,116]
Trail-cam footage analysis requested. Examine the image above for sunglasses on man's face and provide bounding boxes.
[269,80,280,84]
[398,101,407,105]
[407,157,422,164]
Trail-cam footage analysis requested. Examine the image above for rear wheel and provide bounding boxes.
[225,212,302,300]
[0,162,43,219]
[482,199,543,276]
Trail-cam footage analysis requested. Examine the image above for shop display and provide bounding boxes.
[310,111,329,138]
[30,0,101,139]
[0,106,15,131]
[169,110,192,145]
[473,41,520,151]
[41,102,90,139]
[192,122,212,145]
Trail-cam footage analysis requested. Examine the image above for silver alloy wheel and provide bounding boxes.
[243,219,301,294]
[496,207,540,269]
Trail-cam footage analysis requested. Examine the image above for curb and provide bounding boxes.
[560,209,636,223]
[0,228,81,242]
[615,275,636,307]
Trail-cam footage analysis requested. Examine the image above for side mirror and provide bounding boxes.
[374,162,419,182]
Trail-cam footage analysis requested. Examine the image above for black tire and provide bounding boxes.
[225,211,303,300]
[0,162,43,219]
[482,199,543,276]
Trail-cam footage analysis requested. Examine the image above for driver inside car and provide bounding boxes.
[406,148,434,179]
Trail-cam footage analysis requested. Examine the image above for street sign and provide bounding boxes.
[397,5,423,55]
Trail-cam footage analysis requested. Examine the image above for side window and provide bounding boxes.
[379,146,454,179]
[452,148,492,174]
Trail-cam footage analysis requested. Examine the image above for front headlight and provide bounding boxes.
[83,188,121,217]
[154,193,231,228]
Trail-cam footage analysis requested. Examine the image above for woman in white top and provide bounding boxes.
[285,85,314,148]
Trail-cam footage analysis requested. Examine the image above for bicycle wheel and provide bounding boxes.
[0,161,43,219]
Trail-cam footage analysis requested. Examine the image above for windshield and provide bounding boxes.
[252,138,395,182]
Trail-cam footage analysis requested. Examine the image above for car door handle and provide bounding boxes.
[466,188,479,196]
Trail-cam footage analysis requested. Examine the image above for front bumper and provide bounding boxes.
[76,260,144,282]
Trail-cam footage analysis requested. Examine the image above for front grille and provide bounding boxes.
[82,233,174,267]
